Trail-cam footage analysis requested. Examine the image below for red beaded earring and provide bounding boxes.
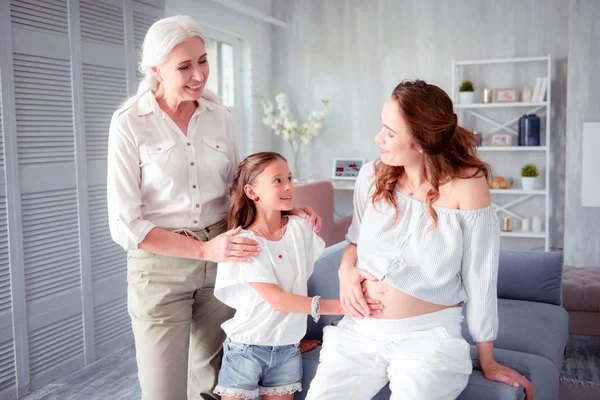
[253,197,259,202]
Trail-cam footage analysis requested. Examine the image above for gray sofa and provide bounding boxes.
[296,241,569,400]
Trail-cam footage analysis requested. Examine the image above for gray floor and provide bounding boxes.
[21,341,600,400]
[22,346,140,400]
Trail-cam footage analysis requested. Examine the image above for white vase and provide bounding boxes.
[522,86,533,103]
[532,215,543,233]
[459,92,475,104]
[521,176,538,191]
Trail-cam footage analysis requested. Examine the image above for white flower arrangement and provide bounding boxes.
[262,90,329,179]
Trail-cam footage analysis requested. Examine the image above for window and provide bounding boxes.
[205,38,234,107]
[203,28,247,157]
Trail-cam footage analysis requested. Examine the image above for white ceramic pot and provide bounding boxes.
[459,91,475,104]
[521,176,538,191]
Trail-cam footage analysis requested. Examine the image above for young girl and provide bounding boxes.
[213,152,382,400]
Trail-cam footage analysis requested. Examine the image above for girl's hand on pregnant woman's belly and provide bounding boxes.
[339,267,379,318]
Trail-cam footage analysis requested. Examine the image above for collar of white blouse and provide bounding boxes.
[136,90,215,117]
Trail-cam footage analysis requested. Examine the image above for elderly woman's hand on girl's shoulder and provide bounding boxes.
[201,226,261,263]
[288,206,322,235]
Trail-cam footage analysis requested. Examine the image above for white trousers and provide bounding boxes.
[305,307,473,400]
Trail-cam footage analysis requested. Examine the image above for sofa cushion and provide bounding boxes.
[497,250,563,306]
[461,298,569,369]
[306,241,346,340]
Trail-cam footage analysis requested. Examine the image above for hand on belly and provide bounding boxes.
[360,279,460,319]
[361,279,395,302]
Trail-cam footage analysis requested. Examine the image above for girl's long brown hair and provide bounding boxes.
[372,79,490,229]
[227,152,287,230]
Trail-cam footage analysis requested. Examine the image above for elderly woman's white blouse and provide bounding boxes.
[107,90,239,250]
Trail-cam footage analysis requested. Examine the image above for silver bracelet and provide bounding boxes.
[311,295,322,323]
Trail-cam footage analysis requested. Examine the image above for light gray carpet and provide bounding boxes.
[561,335,600,384]
[558,335,600,399]
[559,383,600,400]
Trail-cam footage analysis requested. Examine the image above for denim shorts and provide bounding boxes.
[214,337,303,399]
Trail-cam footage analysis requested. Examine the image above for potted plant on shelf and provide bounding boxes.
[459,80,475,104]
[521,163,539,191]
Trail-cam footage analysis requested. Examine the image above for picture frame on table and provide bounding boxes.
[488,132,513,147]
[495,88,519,103]
[331,158,365,180]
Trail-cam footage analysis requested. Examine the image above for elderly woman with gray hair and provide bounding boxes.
[107,15,321,400]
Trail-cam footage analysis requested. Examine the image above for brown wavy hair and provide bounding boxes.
[227,152,287,230]
[372,79,490,229]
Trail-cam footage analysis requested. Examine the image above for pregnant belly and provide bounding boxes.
[362,280,461,319]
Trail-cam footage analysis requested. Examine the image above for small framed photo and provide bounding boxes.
[332,158,365,180]
[488,132,513,146]
[495,88,519,103]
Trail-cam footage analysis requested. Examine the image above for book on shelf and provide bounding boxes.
[531,76,548,103]
[537,77,549,102]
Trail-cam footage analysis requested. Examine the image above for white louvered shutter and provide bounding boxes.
[133,1,163,83]
[80,0,125,47]
[11,0,85,390]
[2,0,164,395]
[14,54,75,165]
[0,86,4,168]
[0,82,17,399]
[88,181,131,359]
[80,0,163,360]
[83,64,128,162]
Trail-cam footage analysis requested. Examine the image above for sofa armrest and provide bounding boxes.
[461,346,558,400]
[305,241,347,340]
[334,215,352,236]
[458,370,525,400]
[497,250,563,306]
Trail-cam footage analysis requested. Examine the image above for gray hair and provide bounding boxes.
[123,15,220,107]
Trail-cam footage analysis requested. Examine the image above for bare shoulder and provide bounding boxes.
[452,168,491,210]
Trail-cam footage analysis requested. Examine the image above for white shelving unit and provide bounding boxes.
[478,147,547,152]
[454,102,548,109]
[452,55,552,251]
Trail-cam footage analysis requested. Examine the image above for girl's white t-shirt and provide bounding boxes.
[214,215,326,346]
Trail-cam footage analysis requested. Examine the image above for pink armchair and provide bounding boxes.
[293,181,352,247]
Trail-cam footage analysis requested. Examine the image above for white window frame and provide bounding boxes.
[202,27,246,157]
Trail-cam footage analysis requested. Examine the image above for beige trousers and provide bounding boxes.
[127,220,233,400]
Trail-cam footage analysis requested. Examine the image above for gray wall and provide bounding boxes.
[564,0,600,266]
[271,0,571,252]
